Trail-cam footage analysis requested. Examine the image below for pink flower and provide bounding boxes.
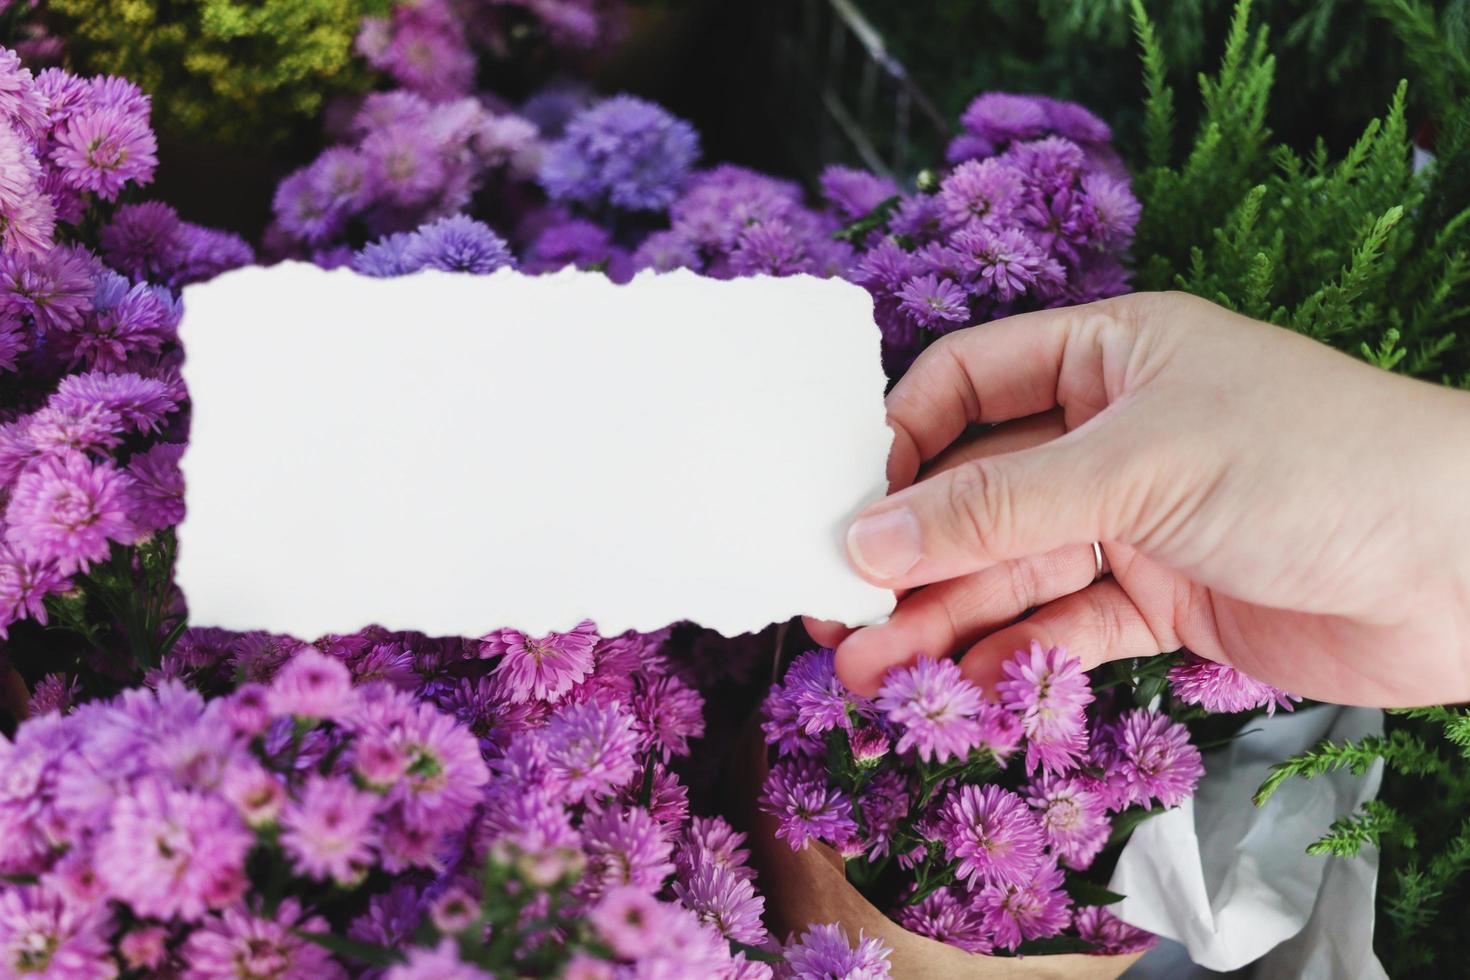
[935,783,1046,888]
[4,451,135,573]
[1075,906,1157,955]
[266,649,356,720]
[542,701,641,804]
[876,656,986,763]
[96,778,251,922]
[181,898,347,979]
[483,620,599,703]
[1026,774,1110,870]
[0,543,69,638]
[0,122,54,256]
[279,774,381,884]
[1168,654,1298,715]
[590,885,664,958]
[976,861,1072,951]
[1104,709,1204,810]
[383,938,493,980]
[0,882,115,980]
[996,642,1094,775]
[51,105,158,201]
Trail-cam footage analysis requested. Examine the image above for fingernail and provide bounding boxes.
[847,507,921,581]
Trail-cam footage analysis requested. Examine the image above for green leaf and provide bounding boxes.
[1014,936,1103,955]
[1064,876,1127,906]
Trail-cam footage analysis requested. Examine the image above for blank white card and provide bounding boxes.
[177,264,897,639]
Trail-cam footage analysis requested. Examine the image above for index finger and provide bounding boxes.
[884,298,1135,490]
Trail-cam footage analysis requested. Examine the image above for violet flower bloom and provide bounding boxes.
[0,122,55,256]
[959,92,1050,145]
[819,164,899,222]
[49,370,180,434]
[936,783,1046,888]
[936,158,1024,230]
[1168,654,1299,715]
[0,245,95,332]
[591,885,665,958]
[126,441,184,532]
[997,641,1094,776]
[280,774,382,884]
[483,619,599,703]
[672,861,766,944]
[95,778,251,922]
[896,273,970,330]
[542,701,641,803]
[1026,773,1111,871]
[354,232,417,278]
[399,215,516,274]
[1075,906,1157,955]
[0,883,115,980]
[266,648,356,721]
[875,656,986,763]
[4,451,135,573]
[976,860,1072,951]
[759,758,858,851]
[539,95,699,212]
[0,48,49,139]
[384,938,494,980]
[782,923,893,979]
[895,887,992,954]
[1106,708,1205,809]
[780,648,868,738]
[51,104,158,201]
[951,224,1053,302]
[180,898,346,980]
[580,805,676,894]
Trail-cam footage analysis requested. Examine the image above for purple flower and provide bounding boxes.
[896,273,970,329]
[1168,654,1298,715]
[976,860,1072,951]
[875,656,986,763]
[951,224,1052,302]
[997,642,1094,776]
[542,701,641,803]
[782,923,892,979]
[181,898,346,979]
[354,232,416,278]
[631,674,705,759]
[581,805,676,894]
[0,246,96,332]
[0,883,115,980]
[267,648,356,720]
[779,649,866,738]
[959,92,1049,144]
[125,441,184,532]
[819,165,899,221]
[0,122,54,256]
[849,726,890,767]
[1080,173,1140,249]
[357,2,476,102]
[280,774,381,884]
[67,274,179,371]
[384,938,493,980]
[1105,709,1205,809]
[936,158,1024,230]
[526,217,613,273]
[273,165,347,246]
[540,95,699,212]
[400,215,516,274]
[96,778,250,921]
[673,861,766,944]
[27,673,76,717]
[366,697,489,841]
[1075,906,1157,956]
[728,220,815,277]
[895,887,992,954]
[1026,774,1110,870]
[484,619,599,703]
[0,49,48,139]
[49,371,180,433]
[362,123,448,210]
[51,104,158,200]
[679,816,754,881]
[591,885,664,958]
[632,229,701,273]
[1041,98,1113,145]
[5,452,135,573]
[759,758,857,851]
[936,783,1046,887]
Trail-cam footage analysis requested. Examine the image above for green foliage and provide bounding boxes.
[1132,1,1470,384]
[1255,706,1470,972]
[44,0,392,144]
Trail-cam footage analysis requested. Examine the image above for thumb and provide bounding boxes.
[844,426,1135,588]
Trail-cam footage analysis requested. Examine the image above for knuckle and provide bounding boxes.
[946,459,1010,557]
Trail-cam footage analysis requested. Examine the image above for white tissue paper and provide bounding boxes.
[177,264,897,639]
[1111,704,1387,978]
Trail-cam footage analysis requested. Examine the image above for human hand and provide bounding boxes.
[811,292,1470,708]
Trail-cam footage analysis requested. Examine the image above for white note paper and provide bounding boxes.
[177,264,896,639]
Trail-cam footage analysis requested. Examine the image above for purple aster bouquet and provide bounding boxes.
[757,644,1223,961]
[0,48,252,697]
[0,610,904,977]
